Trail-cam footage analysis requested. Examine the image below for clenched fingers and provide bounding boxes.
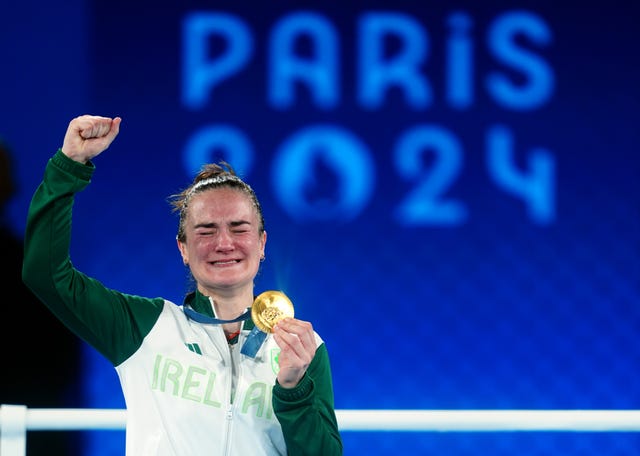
[62,115,121,164]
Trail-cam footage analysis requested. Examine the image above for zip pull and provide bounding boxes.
[226,404,233,420]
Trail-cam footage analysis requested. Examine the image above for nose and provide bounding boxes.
[215,228,234,251]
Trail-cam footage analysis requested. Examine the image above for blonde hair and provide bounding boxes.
[168,161,264,242]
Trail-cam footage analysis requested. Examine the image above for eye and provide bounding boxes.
[230,222,252,234]
[195,229,215,236]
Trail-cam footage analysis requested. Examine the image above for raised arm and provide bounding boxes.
[22,115,163,365]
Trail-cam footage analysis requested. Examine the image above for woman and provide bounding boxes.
[22,115,343,455]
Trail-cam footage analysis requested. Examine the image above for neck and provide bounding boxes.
[201,288,253,321]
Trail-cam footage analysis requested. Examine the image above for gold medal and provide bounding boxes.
[252,290,294,333]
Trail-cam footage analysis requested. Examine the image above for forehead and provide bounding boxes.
[186,187,257,223]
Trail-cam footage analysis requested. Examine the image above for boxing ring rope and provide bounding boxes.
[2,406,640,455]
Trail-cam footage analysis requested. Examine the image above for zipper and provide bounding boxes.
[222,402,234,456]
[222,326,236,456]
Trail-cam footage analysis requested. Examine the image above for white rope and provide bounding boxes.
[336,410,640,431]
[4,406,640,456]
[5,407,640,432]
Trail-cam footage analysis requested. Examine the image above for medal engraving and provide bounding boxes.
[252,290,294,333]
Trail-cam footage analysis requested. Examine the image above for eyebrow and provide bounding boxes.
[193,220,252,230]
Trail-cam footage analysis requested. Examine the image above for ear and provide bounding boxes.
[177,238,188,265]
[260,230,267,258]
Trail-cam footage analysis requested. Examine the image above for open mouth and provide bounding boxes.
[212,260,240,266]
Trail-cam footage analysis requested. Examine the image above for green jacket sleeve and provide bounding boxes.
[272,343,343,455]
[22,150,164,366]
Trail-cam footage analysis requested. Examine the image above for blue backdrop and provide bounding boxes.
[1,1,639,454]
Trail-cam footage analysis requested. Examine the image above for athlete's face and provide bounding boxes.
[177,187,266,294]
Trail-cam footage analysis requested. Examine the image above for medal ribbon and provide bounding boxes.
[183,306,267,358]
